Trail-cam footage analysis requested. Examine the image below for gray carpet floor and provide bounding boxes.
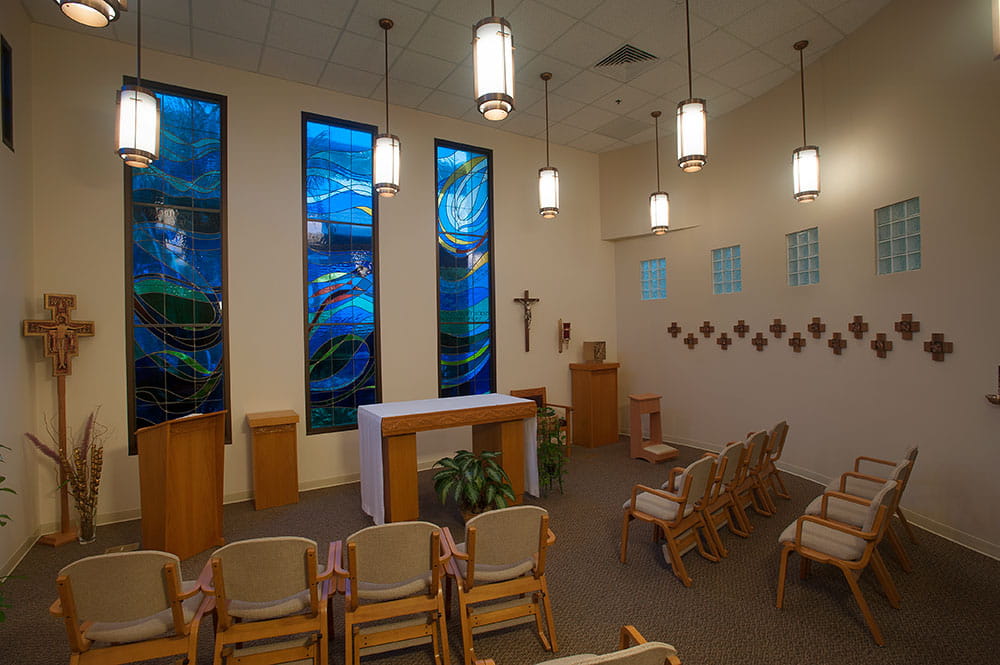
[2,438,998,664]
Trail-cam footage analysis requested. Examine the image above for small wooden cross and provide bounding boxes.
[513,289,540,352]
[667,322,682,338]
[848,315,869,339]
[23,294,95,376]
[751,332,768,351]
[699,321,715,337]
[828,332,847,355]
[807,317,826,339]
[870,333,893,358]
[683,333,699,349]
[716,333,732,350]
[769,318,786,338]
[733,320,750,338]
[894,313,920,340]
[923,333,954,361]
[788,332,806,353]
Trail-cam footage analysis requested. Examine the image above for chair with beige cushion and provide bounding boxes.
[335,521,451,665]
[777,480,900,645]
[759,420,791,502]
[442,505,557,665]
[205,536,334,665]
[732,430,773,524]
[620,455,720,587]
[511,387,573,457]
[701,440,751,556]
[475,625,681,665]
[831,446,919,544]
[50,550,208,665]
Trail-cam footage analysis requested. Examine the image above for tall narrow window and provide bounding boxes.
[126,82,227,452]
[1,36,12,150]
[303,114,380,432]
[435,140,495,397]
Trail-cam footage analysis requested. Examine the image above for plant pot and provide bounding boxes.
[77,513,96,545]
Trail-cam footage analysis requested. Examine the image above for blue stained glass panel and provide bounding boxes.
[439,323,493,397]
[307,324,377,429]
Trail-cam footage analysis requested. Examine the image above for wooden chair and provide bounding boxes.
[777,480,900,645]
[511,387,573,457]
[759,420,791,501]
[442,505,557,665]
[335,521,451,665]
[733,430,774,523]
[830,446,920,544]
[50,550,209,665]
[204,536,334,665]
[475,625,681,665]
[620,455,720,587]
[700,440,751,557]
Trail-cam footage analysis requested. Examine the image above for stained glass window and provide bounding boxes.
[436,140,495,397]
[126,82,226,452]
[303,113,380,432]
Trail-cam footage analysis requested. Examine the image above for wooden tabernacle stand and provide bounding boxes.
[570,362,620,447]
[136,411,226,560]
[247,410,300,510]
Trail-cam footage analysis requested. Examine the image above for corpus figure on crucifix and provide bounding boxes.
[513,289,540,352]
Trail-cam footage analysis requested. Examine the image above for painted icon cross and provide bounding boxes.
[23,294,95,377]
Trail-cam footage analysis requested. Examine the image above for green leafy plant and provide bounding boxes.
[536,407,568,494]
[0,443,15,622]
[433,449,515,515]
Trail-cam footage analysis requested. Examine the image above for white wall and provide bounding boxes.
[26,24,617,532]
[602,0,1000,556]
[0,0,37,575]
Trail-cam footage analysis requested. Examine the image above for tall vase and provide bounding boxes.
[77,511,96,545]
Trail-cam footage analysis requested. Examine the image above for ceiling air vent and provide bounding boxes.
[593,44,659,83]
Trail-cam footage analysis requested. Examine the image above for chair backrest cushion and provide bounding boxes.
[346,521,439,586]
[770,421,789,457]
[212,536,317,603]
[681,455,715,505]
[744,430,768,472]
[466,505,547,567]
[60,550,179,623]
[718,441,745,487]
[579,642,680,665]
[861,481,897,533]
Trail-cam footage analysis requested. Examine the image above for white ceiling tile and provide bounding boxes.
[629,60,689,96]
[144,0,191,25]
[330,31,403,76]
[191,29,263,72]
[535,0,603,20]
[568,132,620,153]
[542,122,587,145]
[544,22,622,68]
[727,0,819,47]
[625,126,656,145]
[266,11,340,60]
[576,0,665,40]
[390,51,455,88]
[418,90,474,118]
[693,0,768,27]
[562,104,618,132]
[666,75,733,105]
[192,0,271,43]
[517,54,582,91]
[708,50,784,88]
[683,29,753,73]
[626,98,672,122]
[555,70,620,104]
[630,11,715,61]
[141,16,192,58]
[800,0,849,13]
[398,0,441,10]
[437,64,474,97]
[499,112,547,138]
[273,0,354,28]
[824,0,891,34]
[407,15,470,63]
[524,95,584,124]
[346,0,430,45]
[259,47,326,86]
[370,78,434,107]
[711,88,752,116]
[513,85,545,111]
[317,62,383,98]
[432,0,492,28]
[507,1,577,52]
[590,84,656,115]
[759,16,844,66]
[737,65,796,98]
[596,114,653,141]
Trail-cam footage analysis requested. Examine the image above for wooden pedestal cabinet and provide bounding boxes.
[569,362,620,447]
[246,410,300,510]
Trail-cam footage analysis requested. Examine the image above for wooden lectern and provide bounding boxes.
[136,411,226,560]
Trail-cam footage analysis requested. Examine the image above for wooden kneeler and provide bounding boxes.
[628,394,677,463]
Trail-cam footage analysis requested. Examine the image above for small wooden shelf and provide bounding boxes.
[247,410,300,511]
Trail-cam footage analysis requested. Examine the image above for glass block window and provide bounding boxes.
[126,82,227,452]
[876,197,921,274]
[787,227,819,286]
[436,139,495,397]
[711,245,742,294]
[640,258,666,300]
[303,113,380,433]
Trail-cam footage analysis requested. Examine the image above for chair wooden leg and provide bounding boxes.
[799,558,811,580]
[725,503,751,538]
[884,525,913,573]
[540,577,558,652]
[896,507,918,544]
[776,546,792,608]
[619,511,633,563]
[708,513,730,558]
[459,596,476,665]
[841,566,885,646]
[869,550,901,608]
[662,532,693,587]
[344,618,355,665]
[444,576,454,619]
[436,594,451,665]
[694,515,721,562]
[731,492,754,534]
[754,480,777,515]
[212,633,225,665]
[772,470,791,499]
[319,603,330,665]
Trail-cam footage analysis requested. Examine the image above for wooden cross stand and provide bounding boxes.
[23,294,95,546]
[513,290,540,352]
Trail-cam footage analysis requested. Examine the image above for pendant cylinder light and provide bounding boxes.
[374,18,400,197]
[473,1,514,121]
[649,111,669,235]
[54,0,125,28]
[538,72,559,219]
[676,0,706,172]
[115,0,159,168]
[792,40,819,202]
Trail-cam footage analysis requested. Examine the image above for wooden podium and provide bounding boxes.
[570,363,620,447]
[136,411,226,560]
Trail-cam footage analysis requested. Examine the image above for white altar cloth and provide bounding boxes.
[358,394,539,525]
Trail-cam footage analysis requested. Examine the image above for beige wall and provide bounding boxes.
[25,24,617,532]
[0,0,37,575]
[603,0,1000,555]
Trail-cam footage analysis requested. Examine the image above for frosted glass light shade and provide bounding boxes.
[116,85,159,168]
[538,167,559,218]
[792,145,820,202]
[676,98,707,172]
[473,16,514,121]
[374,133,400,197]
[54,0,124,28]
[649,191,669,235]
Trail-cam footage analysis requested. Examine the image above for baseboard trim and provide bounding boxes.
[2,527,42,578]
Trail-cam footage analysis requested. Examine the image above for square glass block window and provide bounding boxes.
[787,227,820,286]
[640,258,666,300]
[876,197,921,274]
[711,245,742,295]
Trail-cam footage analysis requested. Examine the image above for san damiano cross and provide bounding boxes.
[513,290,540,352]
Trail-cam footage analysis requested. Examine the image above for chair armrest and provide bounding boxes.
[49,598,63,617]
[318,542,338,582]
[630,484,684,511]
[197,560,215,595]
[665,466,685,489]
[546,528,556,546]
[440,527,468,561]
[837,470,886,492]
[854,455,894,472]
[330,541,348,578]
[795,514,877,544]
[619,625,647,649]
[545,402,573,412]
[474,660,496,665]
[820,490,872,519]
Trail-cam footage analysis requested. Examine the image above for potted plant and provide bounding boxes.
[536,406,568,494]
[432,449,515,520]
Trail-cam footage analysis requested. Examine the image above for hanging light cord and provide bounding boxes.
[491,0,496,16]
[654,113,661,189]
[544,77,550,167]
[136,0,142,85]
[685,0,692,99]
[383,24,390,132]
[799,46,807,145]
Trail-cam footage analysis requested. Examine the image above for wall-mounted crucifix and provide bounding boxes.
[513,289,540,352]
